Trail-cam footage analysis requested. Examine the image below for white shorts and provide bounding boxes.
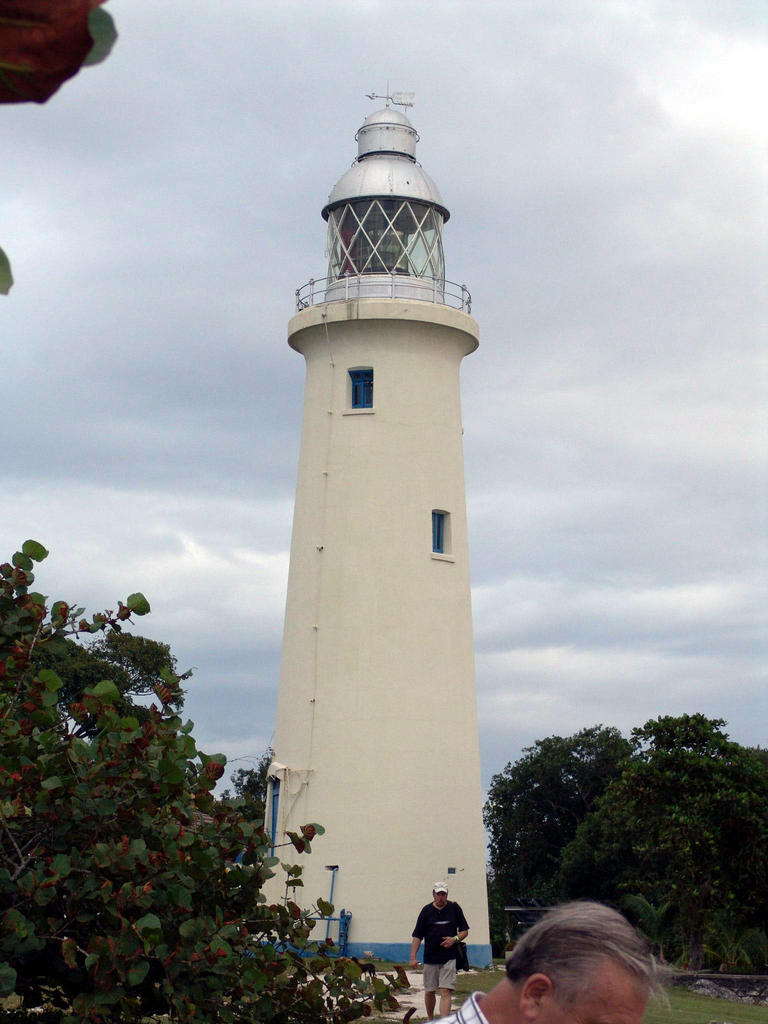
[423,960,457,992]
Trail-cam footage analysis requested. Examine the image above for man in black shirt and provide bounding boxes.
[409,881,469,1020]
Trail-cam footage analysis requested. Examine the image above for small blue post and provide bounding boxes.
[325,865,339,940]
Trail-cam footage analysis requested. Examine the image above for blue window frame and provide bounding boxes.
[269,777,280,855]
[432,511,446,553]
[349,368,373,408]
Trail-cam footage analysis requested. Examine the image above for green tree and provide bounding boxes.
[220,749,274,821]
[0,542,406,1022]
[703,914,768,973]
[620,896,676,963]
[558,793,636,906]
[33,631,190,737]
[564,714,768,970]
[485,869,510,958]
[484,725,631,904]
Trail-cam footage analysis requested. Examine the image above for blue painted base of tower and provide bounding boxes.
[345,942,493,968]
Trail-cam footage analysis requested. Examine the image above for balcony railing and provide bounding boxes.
[295,274,472,314]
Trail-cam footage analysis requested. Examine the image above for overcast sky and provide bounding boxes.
[2,0,766,794]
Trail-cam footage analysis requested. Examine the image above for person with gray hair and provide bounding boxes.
[429,900,660,1024]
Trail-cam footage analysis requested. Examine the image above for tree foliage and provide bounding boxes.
[484,725,631,903]
[0,542,406,1022]
[557,787,635,905]
[565,714,768,970]
[33,630,189,737]
[487,716,768,971]
[619,896,676,963]
[220,749,274,822]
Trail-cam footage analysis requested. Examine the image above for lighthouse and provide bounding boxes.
[268,98,491,965]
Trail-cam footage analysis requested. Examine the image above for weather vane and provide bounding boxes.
[365,85,415,111]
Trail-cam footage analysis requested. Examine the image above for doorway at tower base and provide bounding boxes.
[341,941,492,968]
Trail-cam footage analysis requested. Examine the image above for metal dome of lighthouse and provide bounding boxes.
[296,93,470,312]
[321,106,449,222]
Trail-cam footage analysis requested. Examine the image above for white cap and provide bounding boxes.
[433,881,448,893]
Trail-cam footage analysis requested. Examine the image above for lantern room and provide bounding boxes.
[320,106,451,303]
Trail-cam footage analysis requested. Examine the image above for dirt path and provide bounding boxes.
[380,969,482,1020]
[382,969,424,1019]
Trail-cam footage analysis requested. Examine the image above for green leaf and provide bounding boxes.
[127,958,150,986]
[90,679,120,703]
[41,776,62,791]
[167,884,193,909]
[62,937,77,968]
[0,961,16,997]
[209,936,233,957]
[33,884,55,906]
[4,909,30,938]
[0,246,13,296]
[70,737,91,762]
[178,918,204,941]
[12,551,33,570]
[21,539,48,561]
[159,758,185,784]
[51,854,71,876]
[135,913,161,935]
[38,668,63,692]
[84,8,118,66]
[126,592,150,615]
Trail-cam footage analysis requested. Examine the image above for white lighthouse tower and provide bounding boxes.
[268,98,491,965]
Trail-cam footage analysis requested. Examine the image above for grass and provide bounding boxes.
[644,987,768,1024]
[366,964,768,1024]
[7,967,766,1024]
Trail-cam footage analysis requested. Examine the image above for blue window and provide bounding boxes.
[432,511,446,553]
[269,777,280,854]
[349,368,373,408]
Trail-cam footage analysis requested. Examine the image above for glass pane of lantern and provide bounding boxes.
[377,226,405,272]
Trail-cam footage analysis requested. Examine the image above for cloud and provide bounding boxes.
[2,0,765,794]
